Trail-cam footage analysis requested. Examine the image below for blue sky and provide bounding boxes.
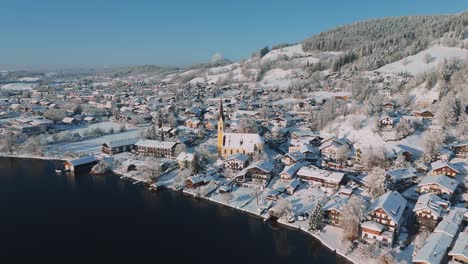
[1,0,467,70]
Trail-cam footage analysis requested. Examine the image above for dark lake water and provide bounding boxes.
[0,158,347,264]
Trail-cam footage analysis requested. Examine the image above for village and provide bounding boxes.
[0,69,466,264]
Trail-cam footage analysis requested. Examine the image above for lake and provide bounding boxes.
[0,157,348,264]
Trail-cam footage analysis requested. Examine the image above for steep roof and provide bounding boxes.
[430,160,459,173]
[413,193,447,218]
[413,232,453,264]
[448,232,468,260]
[418,175,459,193]
[369,191,407,224]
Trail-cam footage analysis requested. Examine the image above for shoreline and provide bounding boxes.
[2,155,356,264]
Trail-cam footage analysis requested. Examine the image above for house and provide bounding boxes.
[177,152,195,169]
[223,153,249,172]
[361,221,394,246]
[62,117,77,125]
[417,175,459,201]
[270,117,289,128]
[281,152,305,166]
[101,137,139,155]
[83,116,96,124]
[296,166,345,189]
[185,118,201,129]
[322,196,349,227]
[285,178,301,195]
[379,115,395,129]
[412,232,453,264]
[64,155,98,173]
[185,176,206,189]
[279,162,305,181]
[319,138,350,161]
[435,148,453,161]
[413,193,449,230]
[134,139,177,158]
[430,160,459,177]
[450,141,468,159]
[236,161,274,187]
[384,168,417,191]
[448,231,468,264]
[413,109,434,119]
[365,191,407,240]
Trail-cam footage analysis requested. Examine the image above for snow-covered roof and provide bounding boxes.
[283,152,305,162]
[66,155,98,166]
[224,153,249,163]
[246,160,274,173]
[430,160,459,173]
[448,232,468,260]
[177,151,194,162]
[361,221,384,232]
[280,162,306,177]
[286,178,301,190]
[62,117,75,123]
[385,168,417,180]
[369,191,407,224]
[413,232,453,264]
[434,220,459,238]
[135,139,177,149]
[413,193,447,218]
[222,132,264,152]
[418,175,459,193]
[323,196,349,213]
[296,166,345,183]
[104,137,139,149]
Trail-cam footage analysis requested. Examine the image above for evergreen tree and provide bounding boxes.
[309,202,324,231]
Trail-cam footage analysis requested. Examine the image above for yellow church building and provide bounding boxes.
[217,100,264,159]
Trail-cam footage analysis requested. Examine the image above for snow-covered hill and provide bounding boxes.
[376,46,468,75]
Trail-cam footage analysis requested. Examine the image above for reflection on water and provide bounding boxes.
[0,157,349,264]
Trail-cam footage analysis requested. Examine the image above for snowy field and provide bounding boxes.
[376,46,468,75]
[45,128,140,155]
[1,83,35,91]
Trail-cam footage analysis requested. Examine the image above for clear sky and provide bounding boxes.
[1,0,467,70]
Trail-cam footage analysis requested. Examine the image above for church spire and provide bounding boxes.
[218,98,225,122]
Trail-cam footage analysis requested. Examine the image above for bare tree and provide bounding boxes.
[365,168,387,200]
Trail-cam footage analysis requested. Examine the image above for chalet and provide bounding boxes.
[365,191,407,240]
[450,141,468,158]
[281,152,305,166]
[413,109,434,119]
[83,116,96,124]
[384,168,417,191]
[319,138,350,166]
[279,162,305,181]
[62,117,77,125]
[185,176,206,189]
[430,160,459,177]
[412,232,453,264]
[448,231,468,264]
[435,148,453,161]
[379,115,395,129]
[270,117,289,128]
[223,153,249,171]
[176,152,195,169]
[101,137,139,155]
[413,193,449,230]
[134,139,177,158]
[361,221,394,246]
[285,178,301,195]
[417,175,458,201]
[64,155,98,173]
[185,118,201,129]
[296,166,345,189]
[322,196,348,227]
[236,161,274,187]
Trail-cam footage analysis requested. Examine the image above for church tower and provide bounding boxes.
[217,99,225,156]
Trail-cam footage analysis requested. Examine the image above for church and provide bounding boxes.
[217,100,264,159]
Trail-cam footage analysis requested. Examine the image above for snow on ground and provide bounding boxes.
[376,46,468,75]
[45,128,140,156]
[409,83,440,106]
[271,97,299,106]
[17,77,40,82]
[322,114,425,157]
[1,83,35,91]
[209,186,256,209]
[261,44,311,62]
